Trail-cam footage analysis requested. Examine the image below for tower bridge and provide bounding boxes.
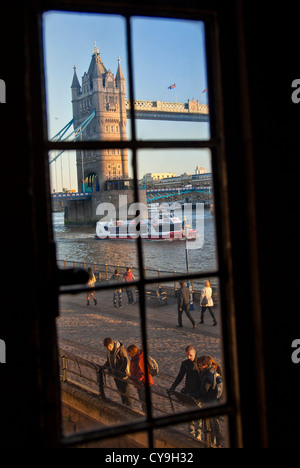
[126,98,209,122]
[50,43,210,223]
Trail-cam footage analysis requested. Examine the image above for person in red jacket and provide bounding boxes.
[123,267,135,305]
[127,344,153,412]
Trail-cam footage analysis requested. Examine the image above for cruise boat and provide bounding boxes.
[95,213,197,241]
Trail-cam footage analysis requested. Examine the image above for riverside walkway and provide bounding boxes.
[57,289,222,379]
[57,290,225,447]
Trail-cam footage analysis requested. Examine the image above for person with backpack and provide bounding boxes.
[127,344,154,412]
[193,355,223,446]
[103,337,132,407]
[196,355,223,404]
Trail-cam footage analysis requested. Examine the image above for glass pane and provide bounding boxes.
[138,149,217,277]
[51,149,141,267]
[43,11,130,141]
[145,278,226,424]
[153,417,229,449]
[58,287,147,436]
[131,17,210,141]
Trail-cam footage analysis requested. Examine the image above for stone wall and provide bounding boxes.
[61,381,204,448]
[64,189,147,225]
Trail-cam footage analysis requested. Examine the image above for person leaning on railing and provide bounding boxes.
[102,337,132,408]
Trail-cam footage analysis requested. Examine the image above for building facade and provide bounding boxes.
[71,43,129,192]
[142,172,178,185]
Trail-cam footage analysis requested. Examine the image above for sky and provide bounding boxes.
[43,11,211,192]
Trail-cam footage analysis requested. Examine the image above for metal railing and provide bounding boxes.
[58,259,217,295]
[59,345,223,447]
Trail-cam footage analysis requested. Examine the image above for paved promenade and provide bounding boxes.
[57,289,223,379]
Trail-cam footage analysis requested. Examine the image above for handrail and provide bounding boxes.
[57,259,219,303]
[59,346,222,447]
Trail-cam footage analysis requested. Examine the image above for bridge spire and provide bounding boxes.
[93,41,100,55]
[71,65,80,89]
[116,56,125,83]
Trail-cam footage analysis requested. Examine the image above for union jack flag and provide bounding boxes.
[168,83,176,90]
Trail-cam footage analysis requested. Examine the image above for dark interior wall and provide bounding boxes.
[0,4,61,447]
[241,2,300,447]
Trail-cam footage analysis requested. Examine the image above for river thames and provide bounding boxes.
[52,208,217,277]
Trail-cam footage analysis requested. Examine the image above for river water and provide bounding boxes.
[52,209,217,278]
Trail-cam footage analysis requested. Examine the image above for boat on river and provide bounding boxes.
[95,213,197,241]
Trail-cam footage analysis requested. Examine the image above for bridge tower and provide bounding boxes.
[71,42,129,192]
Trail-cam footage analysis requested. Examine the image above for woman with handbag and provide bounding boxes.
[86,267,97,306]
[200,281,217,326]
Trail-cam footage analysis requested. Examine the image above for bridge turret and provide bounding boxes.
[115,57,128,178]
[115,57,125,94]
[71,43,129,191]
[71,65,81,122]
[71,65,81,97]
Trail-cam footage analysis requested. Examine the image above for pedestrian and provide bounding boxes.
[169,345,200,395]
[86,267,97,306]
[103,337,132,407]
[196,355,223,404]
[168,345,202,438]
[127,344,153,412]
[177,281,196,329]
[123,267,135,305]
[193,355,223,446]
[110,269,123,308]
[200,281,217,326]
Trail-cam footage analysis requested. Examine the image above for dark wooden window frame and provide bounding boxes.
[22,0,267,448]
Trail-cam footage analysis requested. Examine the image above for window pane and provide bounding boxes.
[131,17,210,141]
[58,287,147,436]
[145,278,226,418]
[51,149,141,265]
[43,11,130,141]
[138,149,217,277]
[153,417,230,449]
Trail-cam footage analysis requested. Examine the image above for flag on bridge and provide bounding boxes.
[168,83,176,90]
[202,88,208,94]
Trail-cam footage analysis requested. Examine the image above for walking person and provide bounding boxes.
[86,267,97,306]
[200,281,217,326]
[127,344,153,413]
[103,337,132,407]
[177,281,196,329]
[124,267,135,305]
[110,269,123,308]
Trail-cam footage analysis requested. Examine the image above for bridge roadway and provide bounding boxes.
[57,288,222,382]
[126,99,209,122]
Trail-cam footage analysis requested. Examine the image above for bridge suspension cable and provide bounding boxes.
[49,109,96,165]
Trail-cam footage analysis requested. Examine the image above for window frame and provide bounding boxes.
[26,0,264,448]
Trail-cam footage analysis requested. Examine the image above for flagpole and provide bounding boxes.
[175,85,177,103]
